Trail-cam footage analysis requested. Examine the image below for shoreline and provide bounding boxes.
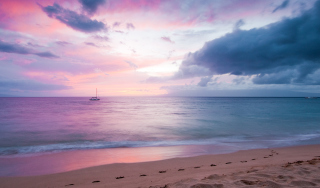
[0,144,239,177]
[1,144,320,187]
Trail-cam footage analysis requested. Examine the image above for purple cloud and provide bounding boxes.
[113,22,121,28]
[126,23,135,30]
[84,42,100,48]
[34,52,59,58]
[93,35,110,41]
[56,41,71,46]
[0,40,59,58]
[124,60,138,70]
[78,0,106,15]
[115,30,124,33]
[161,36,174,44]
[39,3,106,33]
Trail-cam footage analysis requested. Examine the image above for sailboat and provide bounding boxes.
[90,88,100,101]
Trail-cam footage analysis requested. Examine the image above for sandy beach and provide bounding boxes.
[0,144,320,188]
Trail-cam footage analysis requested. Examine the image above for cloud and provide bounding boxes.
[173,29,216,38]
[167,50,175,59]
[172,64,212,80]
[0,40,59,58]
[145,76,169,83]
[78,0,106,15]
[34,52,59,58]
[0,79,72,91]
[126,23,135,30]
[93,35,110,41]
[113,22,121,28]
[161,85,316,97]
[161,36,175,44]
[233,77,247,85]
[51,75,69,81]
[0,40,31,54]
[124,60,138,70]
[27,42,43,48]
[84,42,99,48]
[173,1,320,85]
[233,19,245,31]
[273,0,290,13]
[39,3,106,33]
[115,30,124,33]
[197,76,213,87]
[56,41,71,46]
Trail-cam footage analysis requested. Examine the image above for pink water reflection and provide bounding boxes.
[0,144,234,177]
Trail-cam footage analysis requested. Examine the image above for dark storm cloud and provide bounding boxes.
[39,3,106,33]
[79,0,106,15]
[0,40,59,58]
[174,0,320,85]
[273,0,290,13]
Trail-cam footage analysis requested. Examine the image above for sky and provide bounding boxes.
[1,0,320,97]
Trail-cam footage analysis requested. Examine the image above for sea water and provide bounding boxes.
[0,97,320,176]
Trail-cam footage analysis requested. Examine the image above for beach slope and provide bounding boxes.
[1,144,320,188]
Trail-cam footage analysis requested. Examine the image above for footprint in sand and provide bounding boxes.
[92,181,100,183]
[178,169,185,171]
[116,176,124,179]
[159,171,166,173]
[240,161,247,163]
[140,174,147,177]
[65,184,74,186]
[241,179,258,185]
[247,169,259,173]
[190,183,223,188]
[210,164,217,166]
[194,166,201,168]
[291,180,317,187]
[226,162,232,164]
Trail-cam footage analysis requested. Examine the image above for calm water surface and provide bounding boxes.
[0,97,320,176]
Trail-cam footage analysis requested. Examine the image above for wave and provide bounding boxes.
[1,133,319,156]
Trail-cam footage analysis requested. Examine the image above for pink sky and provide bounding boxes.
[0,0,318,97]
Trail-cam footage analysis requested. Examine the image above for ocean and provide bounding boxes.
[1,97,320,176]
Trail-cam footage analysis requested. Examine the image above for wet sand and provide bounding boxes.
[1,144,320,188]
